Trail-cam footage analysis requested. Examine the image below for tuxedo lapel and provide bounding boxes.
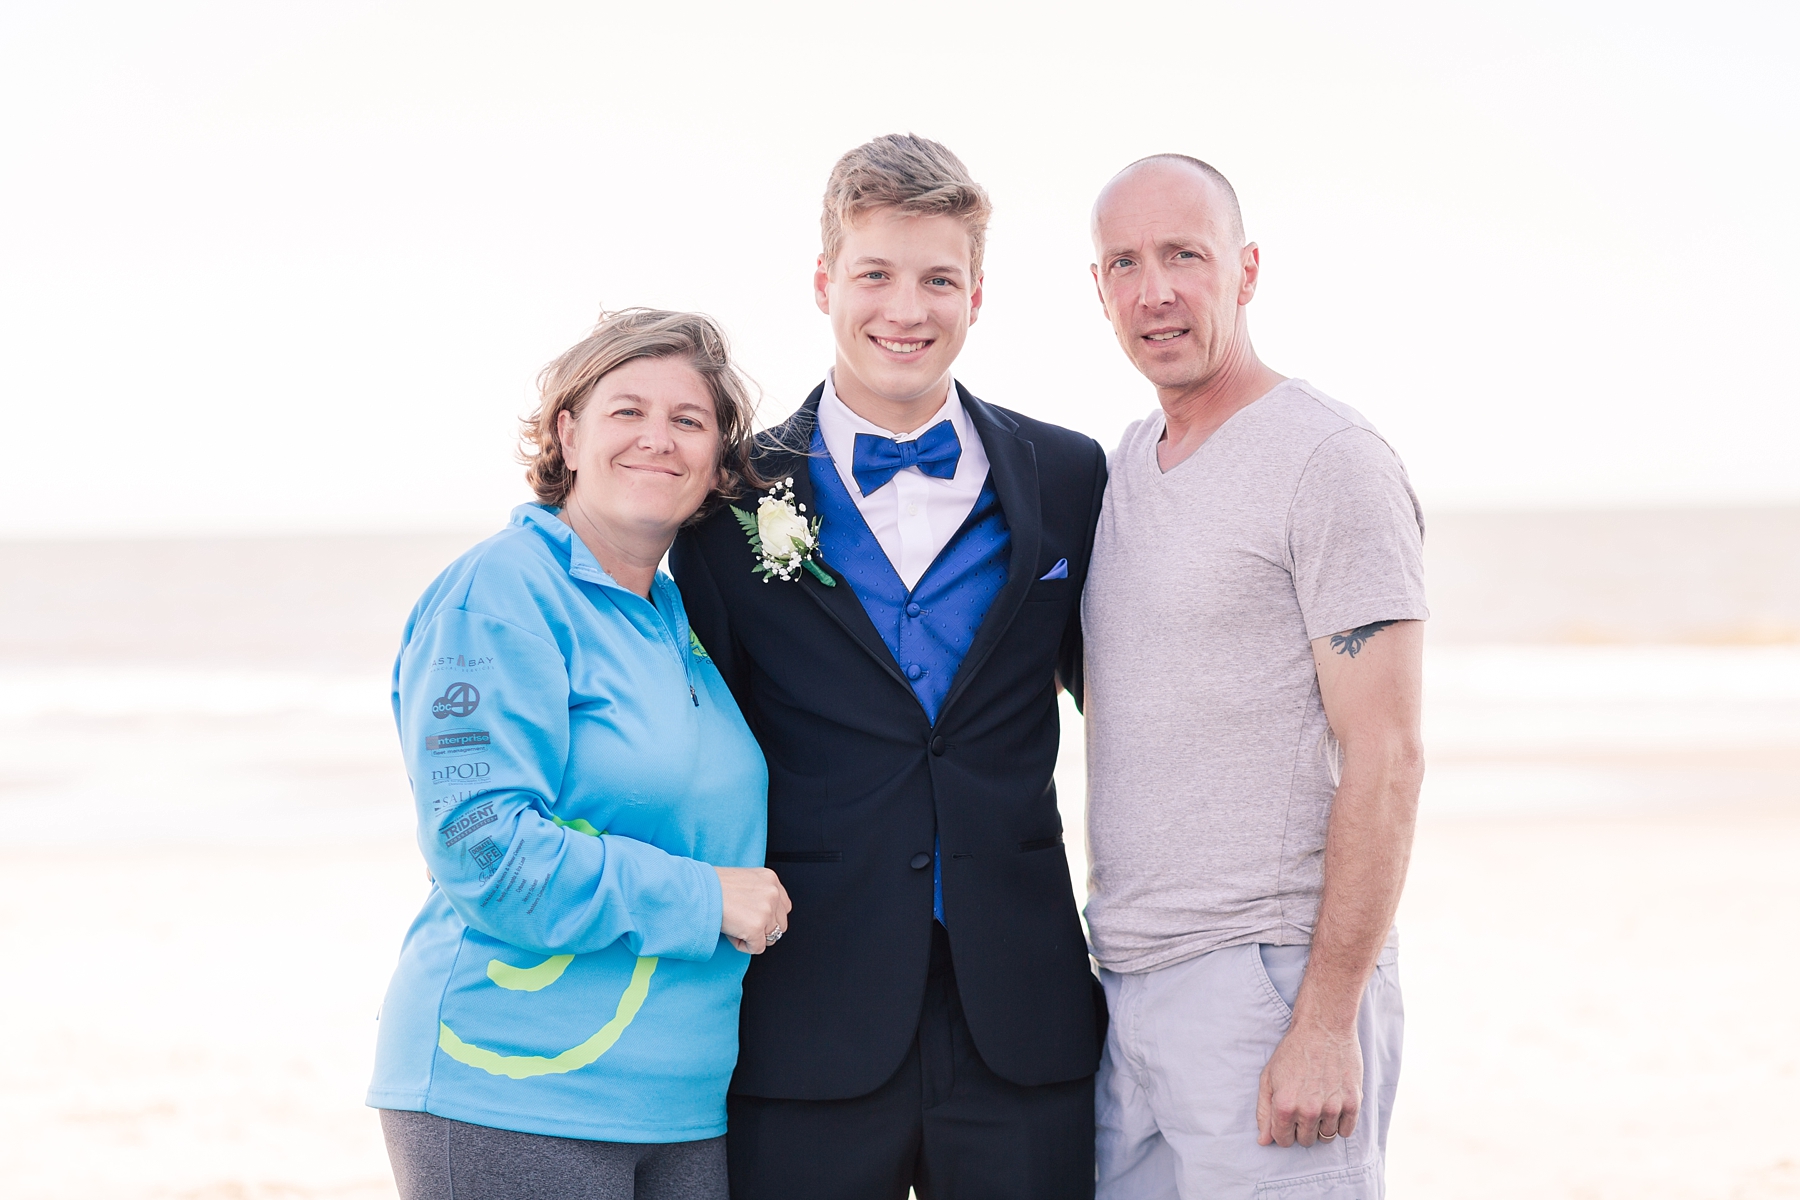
[936,385,1041,725]
[763,388,915,696]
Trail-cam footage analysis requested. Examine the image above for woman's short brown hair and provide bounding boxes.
[520,308,760,519]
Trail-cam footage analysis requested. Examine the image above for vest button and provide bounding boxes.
[930,736,946,756]
[906,664,923,680]
[910,852,932,870]
[905,602,922,618]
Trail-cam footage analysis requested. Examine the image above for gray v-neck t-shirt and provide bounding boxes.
[1081,379,1427,974]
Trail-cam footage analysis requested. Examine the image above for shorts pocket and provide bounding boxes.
[1253,1161,1380,1198]
[1251,943,1305,1021]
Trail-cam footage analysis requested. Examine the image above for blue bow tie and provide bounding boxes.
[851,420,962,497]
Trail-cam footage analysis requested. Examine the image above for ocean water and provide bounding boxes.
[9,643,1792,855]
[3,513,1792,856]
[2,516,1796,880]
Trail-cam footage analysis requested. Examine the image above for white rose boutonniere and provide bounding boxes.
[730,478,836,586]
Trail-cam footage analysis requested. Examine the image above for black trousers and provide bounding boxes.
[726,924,1095,1200]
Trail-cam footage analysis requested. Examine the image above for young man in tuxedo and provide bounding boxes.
[671,134,1107,1200]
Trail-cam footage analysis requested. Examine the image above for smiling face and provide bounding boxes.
[1091,160,1261,395]
[814,208,983,431]
[555,355,720,550]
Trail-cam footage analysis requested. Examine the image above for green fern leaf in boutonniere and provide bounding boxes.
[729,477,835,586]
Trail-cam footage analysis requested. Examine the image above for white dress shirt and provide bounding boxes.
[816,372,991,591]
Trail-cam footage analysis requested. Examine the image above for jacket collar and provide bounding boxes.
[752,383,1042,728]
[513,502,616,587]
[512,503,687,637]
[752,389,914,694]
[938,382,1040,724]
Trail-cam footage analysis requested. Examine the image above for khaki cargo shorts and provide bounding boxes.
[1097,939,1403,1200]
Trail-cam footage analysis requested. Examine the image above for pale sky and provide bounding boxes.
[2,0,1794,537]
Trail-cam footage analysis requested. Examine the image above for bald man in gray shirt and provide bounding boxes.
[1081,155,1426,1200]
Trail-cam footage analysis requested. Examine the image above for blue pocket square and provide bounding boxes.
[1038,558,1068,581]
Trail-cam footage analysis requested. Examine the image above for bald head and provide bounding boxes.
[1089,153,1268,401]
[1093,154,1244,248]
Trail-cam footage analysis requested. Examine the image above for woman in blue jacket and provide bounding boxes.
[369,309,790,1200]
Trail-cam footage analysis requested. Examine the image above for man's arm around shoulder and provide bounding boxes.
[1257,618,1423,1148]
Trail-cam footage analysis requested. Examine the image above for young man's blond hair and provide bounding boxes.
[820,133,993,276]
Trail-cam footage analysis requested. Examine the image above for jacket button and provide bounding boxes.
[909,852,932,870]
[930,736,945,756]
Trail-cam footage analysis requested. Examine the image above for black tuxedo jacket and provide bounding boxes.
[670,382,1108,1100]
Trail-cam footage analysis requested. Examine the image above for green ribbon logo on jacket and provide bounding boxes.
[438,955,658,1079]
[436,816,658,1079]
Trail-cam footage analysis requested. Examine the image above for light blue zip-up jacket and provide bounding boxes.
[367,504,767,1143]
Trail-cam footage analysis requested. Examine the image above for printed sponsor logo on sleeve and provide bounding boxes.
[426,729,491,757]
[429,654,498,673]
[430,683,480,720]
[433,787,493,813]
[431,761,491,786]
[469,836,504,879]
[440,800,498,847]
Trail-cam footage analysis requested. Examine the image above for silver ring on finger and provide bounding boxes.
[1318,1130,1338,1140]
[764,927,783,945]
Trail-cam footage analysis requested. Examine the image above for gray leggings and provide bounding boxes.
[380,1109,727,1200]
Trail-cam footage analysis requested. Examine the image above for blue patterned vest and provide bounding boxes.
[808,427,1011,920]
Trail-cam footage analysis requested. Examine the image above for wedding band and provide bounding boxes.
[765,927,784,945]
[1318,1131,1337,1140]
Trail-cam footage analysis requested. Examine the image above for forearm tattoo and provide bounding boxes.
[1329,620,1398,657]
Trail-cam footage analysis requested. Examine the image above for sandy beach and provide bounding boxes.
[2,517,1796,1198]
